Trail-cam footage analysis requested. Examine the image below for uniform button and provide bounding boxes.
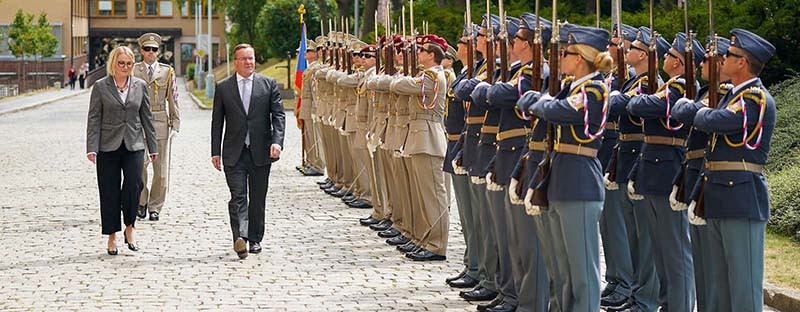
[704,176,708,181]
[655,158,659,163]
[728,181,734,186]
[511,147,516,151]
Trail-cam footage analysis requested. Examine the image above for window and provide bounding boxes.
[137,0,172,17]
[180,1,216,17]
[92,0,126,17]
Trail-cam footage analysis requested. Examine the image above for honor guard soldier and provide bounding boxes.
[670,35,732,312]
[297,38,324,176]
[689,28,776,312]
[525,25,613,312]
[627,31,704,312]
[606,26,671,312]
[135,32,180,221]
[444,25,482,291]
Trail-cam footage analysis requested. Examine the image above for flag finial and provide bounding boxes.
[298,4,306,23]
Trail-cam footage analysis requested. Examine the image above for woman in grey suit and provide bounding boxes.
[86,46,158,255]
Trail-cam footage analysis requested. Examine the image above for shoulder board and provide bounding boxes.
[742,87,767,104]
[673,77,686,85]
[571,80,607,99]
[562,76,575,85]
[521,66,533,76]
[719,83,734,94]
[158,62,173,68]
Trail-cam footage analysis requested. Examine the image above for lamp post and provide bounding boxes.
[205,0,215,99]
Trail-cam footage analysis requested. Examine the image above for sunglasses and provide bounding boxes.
[725,51,744,59]
[362,54,375,59]
[143,46,158,52]
[629,45,648,53]
[117,61,134,67]
[560,49,580,58]
[417,46,432,53]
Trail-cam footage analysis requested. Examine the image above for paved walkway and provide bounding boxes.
[0,87,89,115]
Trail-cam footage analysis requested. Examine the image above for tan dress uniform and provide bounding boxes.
[134,34,180,215]
[366,73,393,220]
[351,66,377,205]
[390,64,449,256]
[301,54,325,172]
[315,65,340,186]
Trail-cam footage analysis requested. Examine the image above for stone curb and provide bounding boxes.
[765,283,800,312]
[0,89,91,116]
[188,91,211,110]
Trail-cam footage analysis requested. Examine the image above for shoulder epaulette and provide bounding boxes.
[521,66,533,76]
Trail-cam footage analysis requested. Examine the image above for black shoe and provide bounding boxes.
[386,235,410,246]
[342,194,357,202]
[460,287,498,302]
[446,269,467,283]
[234,238,248,259]
[477,295,504,311]
[149,211,159,221]
[377,228,400,238]
[487,301,516,312]
[347,199,373,209]
[249,241,262,254]
[331,189,350,198]
[107,248,118,255]
[406,249,446,261]
[295,165,304,172]
[323,185,340,193]
[359,216,381,226]
[137,206,147,219]
[449,275,479,289]
[370,219,393,231]
[601,292,630,309]
[319,181,334,189]
[397,242,419,253]
[316,178,331,185]
[605,297,634,312]
[303,168,323,176]
[123,231,139,252]
[601,282,618,298]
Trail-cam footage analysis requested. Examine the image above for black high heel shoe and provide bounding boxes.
[124,231,139,252]
[107,248,118,255]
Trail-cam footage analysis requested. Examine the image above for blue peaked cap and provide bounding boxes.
[506,16,521,38]
[672,32,705,67]
[568,25,610,52]
[730,28,775,65]
[519,13,553,44]
[481,14,502,36]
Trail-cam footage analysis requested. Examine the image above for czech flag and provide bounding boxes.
[295,22,308,111]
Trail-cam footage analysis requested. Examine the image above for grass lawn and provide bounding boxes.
[191,89,213,108]
[765,231,800,292]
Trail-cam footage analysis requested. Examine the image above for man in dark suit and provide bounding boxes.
[211,43,286,260]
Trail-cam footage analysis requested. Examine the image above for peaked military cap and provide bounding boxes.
[360,45,377,56]
[138,33,161,48]
[656,36,670,61]
[519,13,553,44]
[505,16,521,38]
[729,28,775,65]
[671,32,705,67]
[568,26,610,52]
[463,23,481,39]
[559,23,575,44]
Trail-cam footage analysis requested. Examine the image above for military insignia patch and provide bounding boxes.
[567,94,584,111]
[726,101,742,113]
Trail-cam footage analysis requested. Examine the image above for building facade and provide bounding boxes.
[0,0,89,95]
[88,0,226,76]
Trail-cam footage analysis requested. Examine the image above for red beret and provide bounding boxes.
[419,35,448,51]
[392,35,404,48]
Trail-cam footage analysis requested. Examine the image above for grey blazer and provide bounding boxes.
[86,76,158,154]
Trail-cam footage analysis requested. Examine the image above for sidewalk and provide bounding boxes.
[0,87,90,116]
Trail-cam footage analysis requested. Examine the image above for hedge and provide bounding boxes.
[767,77,800,242]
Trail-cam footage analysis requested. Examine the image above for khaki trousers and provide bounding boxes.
[390,153,413,237]
[378,149,396,221]
[409,153,449,256]
[321,124,339,185]
[303,119,325,171]
[140,137,170,212]
[337,132,354,191]
[347,133,371,200]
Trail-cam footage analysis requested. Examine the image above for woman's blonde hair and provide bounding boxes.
[573,44,614,73]
[106,46,135,77]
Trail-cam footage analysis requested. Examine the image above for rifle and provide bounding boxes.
[466,1,475,80]
[606,0,623,184]
[530,0,543,91]
[691,0,720,222]
[497,0,508,82]
[675,0,696,203]
[484,0,495,84]
[647,0,657,93]
[410,0,419,76]
[530,0,559,207]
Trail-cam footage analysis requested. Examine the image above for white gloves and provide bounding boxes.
[687,201,707,225]
[669,185,688,211]
[524,188,541,216]
[627,182,644,200]
[470,176,486,185]
[486,172,504,191]
[603,172,619,190]
[169,130,178,139]
[509,179,524,205]
[452,159,468,175]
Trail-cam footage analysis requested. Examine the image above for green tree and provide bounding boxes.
[225,0,268,61]
[8,9,34,91]
[32,13,58,89]
[257,0,327,60]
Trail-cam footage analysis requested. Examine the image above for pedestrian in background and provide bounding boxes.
[85,46,158,255]
[68,67,77,90]
[79,63,88,89]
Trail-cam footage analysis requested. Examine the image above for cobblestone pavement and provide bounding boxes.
[0,85,778,311]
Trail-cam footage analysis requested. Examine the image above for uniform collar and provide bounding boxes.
[731,77,759,95]
[570,71,600,90]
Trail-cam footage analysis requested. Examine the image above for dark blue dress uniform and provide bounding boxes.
[626,32,704,312]
[690,28,776,312]
[451,13,502,301]
[527,25,610,312]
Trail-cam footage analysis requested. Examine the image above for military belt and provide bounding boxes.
[619,133,644,142]
[480,125,499,134]
[409,112,441,123]
[151,105,166,111]
[447,133,461,141]
[685,149,705,160]
[497,128,530,141]
[644,136,685,146]
[554,143,598,158]
[466,116,484,124]
[605,122,618,131]
[527,141,547,151]
[705,161,764,174]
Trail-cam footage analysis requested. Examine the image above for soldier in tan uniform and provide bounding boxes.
[389,35,450,261]
[297,38,324,176]
[135,33,180,221]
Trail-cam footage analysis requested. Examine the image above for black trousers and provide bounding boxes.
[96,143,144,235]
[223,146,270,243]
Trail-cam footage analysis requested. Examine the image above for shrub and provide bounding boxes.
[186,63,196,80]
[768,165,800,242]
[767,77,800,242]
